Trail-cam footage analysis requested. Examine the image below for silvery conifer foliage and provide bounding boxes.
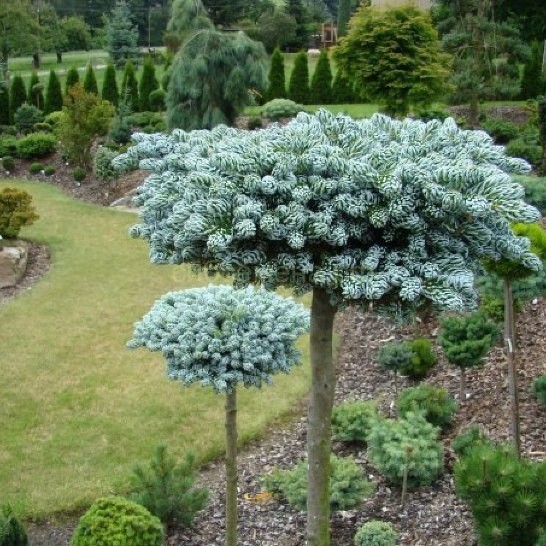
[115,110,541,318]
[128,285,309,393]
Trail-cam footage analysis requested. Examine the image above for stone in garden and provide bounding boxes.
[0,240,29,288]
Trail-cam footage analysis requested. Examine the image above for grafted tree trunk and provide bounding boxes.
[225,388,238,546]
[307,287,337,546]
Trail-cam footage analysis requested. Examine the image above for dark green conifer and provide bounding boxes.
[267,47,287,101]
[288,51,310,105]
[121,60,139,112]
[521,41,545,100]
[65,66,80,95]
[9,75,27,124]
[83,63,98,95]
[28,72,44,110]
[0,83,10,125]
[139,56,159,112]
[310,50,333,105]
[331,70,355,104]
[44,70,63,114]
[337,0,351,37]
[101,63,119,107]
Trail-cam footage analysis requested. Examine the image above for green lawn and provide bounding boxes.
[0,180,311,519]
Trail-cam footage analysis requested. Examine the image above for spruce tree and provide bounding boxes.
[105,0,139,68]
[521,41,545,100]
[9,75,27,124]
[44,70,63,114]
[28,72,44,110]
[121,60,139,112]
[139,56,159,112]
[83,63,99,95]
[65,66,80,95]
[0,83,9,126]
[101,63,120,107]
[310,50,333,105]
[288,51,310,105]
[331,71,355,104]
[267,48,287,101]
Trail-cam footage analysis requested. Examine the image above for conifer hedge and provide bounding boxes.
[102,63,119,107]
[45,70,63,114]
[121,60,139,112]
[139,56,159,112]
[267,47,286,101]
[288,51,309,105]
[83,63,99,95]
[310,50,333,105]
[65,66,80,95]
[9,76,27,124]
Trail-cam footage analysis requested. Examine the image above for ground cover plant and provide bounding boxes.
[0,180,311,517]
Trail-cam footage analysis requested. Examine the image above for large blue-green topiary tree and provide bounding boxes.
[128,285,309,546]
[115,110,541,546]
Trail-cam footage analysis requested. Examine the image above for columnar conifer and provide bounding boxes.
[310,50,333,105]
[28,72,44,110]
[521,42,545,100]
[9,76,27,124]
[288,51,310,105]
[44,70,63,114]
[0,84,9,125]
[101,63,119,107]
[139,56,159,112]
[65,66,80,95]
[331,71,355,104]
[121,60,139,112]
[83,63,99,95]
[267,48,287,101]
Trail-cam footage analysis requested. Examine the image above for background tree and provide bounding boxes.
[115,110,540,546]
[435,0,529,126]
[337,0,351,37]
[202,0,246,27]
[139,55,159,111]
[251,10,297,53]
[28,72,44,110]
[101,63,119,107]
[267,47,287,101]
[335,5,451,117]
[44,70,63,114]
[105,0,139,68]
[285,0,310,50]
[310,50,333,105]
[0,82,9,125]
[9,75,26,123]
[539,96,546,175]
[83,63,99,95]
[65,66,80,95]
[288,50,310,104]
[40,2,68,63]
[129,285,309,546]
[520,42,545,100]
[59,15,91,51]
[120,59,139,112]
[166,0,213,42]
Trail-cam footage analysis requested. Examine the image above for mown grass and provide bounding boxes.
[0,180,311,519]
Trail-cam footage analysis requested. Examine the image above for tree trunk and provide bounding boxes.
[504,280,521,456]
[32,52,40,70]
[56,52,62,64]
[225,388,238,546]
[0,45,8,84]
[307,287,337,546]
[459,367,466,401]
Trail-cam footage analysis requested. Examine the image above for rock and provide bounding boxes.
[0,240,29,288]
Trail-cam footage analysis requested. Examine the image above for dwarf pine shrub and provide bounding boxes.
[532,374,546,407]
[400,338,437,378]
[331,400,378,443]
[15,133,57,159]
[0,187,39,239]
[353,520,398,546]
[0,505,28,546]
[397,384,457,429]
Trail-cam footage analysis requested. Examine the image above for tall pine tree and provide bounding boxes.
[83,63,99,95]
[121,60,139,112]
[310,50,333,104]
[9,75,27,123]
[288,51,310,104]
[28,72,44,110]
[65,66,80,95]
[101,63,119,107]
[105,0,139,68]
[267,47,287,101]
[0,83,9,126]
[139,56,159,112]
[45,70,63,114]
[520,41,545,100]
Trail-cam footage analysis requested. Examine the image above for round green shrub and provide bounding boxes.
[506,136,542,167]
[354,520,398,546]
[331,400,378,443]
[263,455,375,512]
[2,156,15,172]
[72,167,87,182]
[70,496,164,546]
[396,384,458,429]
[44,111,66,130]
[43,165,56,176]
[149,89,166,112]
[29,162,43,174]
[533,375,546,408]
[261,98,305,120]
[33,122,52,133]
[0,135,17,158]
[400,337,437,378]
[482,118,519,144]
[377,341,413,374]
[0,126,17,136]
[452,425,490,457]
[0,505,28,546]
[93,146,120,182]
[15,132,57,159]
[109,117,132,145]
[13,104,44,135]
[0,187,39,239]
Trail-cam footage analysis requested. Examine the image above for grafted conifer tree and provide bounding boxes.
[115,110,541,545]
[64,66,80,95]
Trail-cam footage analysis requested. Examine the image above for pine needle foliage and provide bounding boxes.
[310,50,333,105]
[64,66,80,95]
[121,60,139,113]
[101,63,119,107]
[129,445,208,530]
[288,51,310,105]
[0,187,39,239]
[105,0,139,68]
[0,505,28,546]
[167,0,213,42]
[267,47,287,101]
[378,341,413,374]
[9,76,26,124]
[354,521,398,546]
[44,70,63,115]
[520,42,545,100]
[396,384,457,429]
[455,444,546,546]
[532,375,546,408]
[83,63,98,96]
[139,56,159,112]
[400,338,437,378]
[0,83,9,126]
[331,400,378,443]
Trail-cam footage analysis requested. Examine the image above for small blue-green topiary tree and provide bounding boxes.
[115,110,541,546]
[128,285,309,546]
